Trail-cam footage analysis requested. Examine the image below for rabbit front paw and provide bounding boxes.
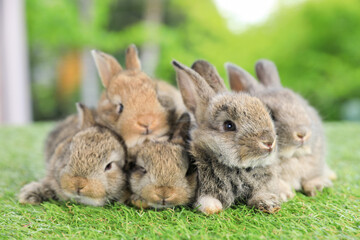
[279,180,295,202]
[302,177,332,197]
[196,195,223,215]
[130,195,150,209]
[18,182,45,204]
[248,194,281,214]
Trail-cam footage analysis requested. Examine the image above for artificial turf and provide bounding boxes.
[0,122,359,239]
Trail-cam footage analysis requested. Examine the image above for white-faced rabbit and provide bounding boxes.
[19,103,129,206]
[127,113,197,209]
[91,44,186,148]
[172,60,281,215]
[226,60,335,199]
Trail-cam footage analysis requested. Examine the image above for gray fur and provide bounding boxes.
[227,59,335,199]
[174,60,281,214]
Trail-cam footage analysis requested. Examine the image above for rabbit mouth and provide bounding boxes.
[125,130,170,147]
[64,192,106,206]
[239,152,277,168]
[149,201,176,209]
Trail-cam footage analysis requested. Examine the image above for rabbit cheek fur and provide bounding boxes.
[191,93,280,214]
[129,142,197,209]
[19,126,128,206]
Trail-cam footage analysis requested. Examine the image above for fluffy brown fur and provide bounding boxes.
[226,60,335,200]
[127,113,197,209]
[19,103,129,206]
[173,60,281,215]
[91,44,186,148]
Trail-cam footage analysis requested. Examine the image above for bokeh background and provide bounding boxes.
[1,0,360,124]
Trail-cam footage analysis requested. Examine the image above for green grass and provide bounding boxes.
[0,122,359,239]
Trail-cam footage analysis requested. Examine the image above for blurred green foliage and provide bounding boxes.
[26,0,360,121]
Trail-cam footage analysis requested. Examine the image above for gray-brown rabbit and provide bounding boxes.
[128,113,197,209]
[91,44,186,148]
[226,60,335,200]
[19,103,129,206]
[172,60,281,215]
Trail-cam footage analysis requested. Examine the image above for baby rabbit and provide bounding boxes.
[226,60,335,199]
[128,113,197,209]
[19,103,128,206]
[92,44,186,148]
[172,60,281,215]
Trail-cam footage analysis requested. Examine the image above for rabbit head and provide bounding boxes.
[59,103,127,206]
[173,60,277,168]
[226,60,315,158]
[92,44,170,148]
[128,113,197,208]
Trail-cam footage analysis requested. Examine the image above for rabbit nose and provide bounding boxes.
[155,186,173,202]
[76,186,84,195]
[73,177,88,195]
[136,116,155,133]
[260,140,275,152]
[294,131,311,142]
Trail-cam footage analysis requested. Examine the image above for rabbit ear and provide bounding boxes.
[172,60,215,116]
[170,112,191,145]
[76,103,95,129]
[225,62,262,93]
[126,44,141,70]
[91,50,122,88]
[191,60,227,93]
[255,59,282,87]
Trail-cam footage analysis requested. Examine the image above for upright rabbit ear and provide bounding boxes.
[125,44,141,70]
[191,60,227,93]
[91,50,122,88]
[76,103,95,129]
[172,60,215,118]
[255,59,281,87]
[225,62,262,93]
[170,112,191,145]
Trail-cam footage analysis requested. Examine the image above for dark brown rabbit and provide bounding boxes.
[226,60,335,200]
[19,103,128,206]
[173,60,281,215]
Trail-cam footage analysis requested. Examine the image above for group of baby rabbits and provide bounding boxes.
[19,44,336,215]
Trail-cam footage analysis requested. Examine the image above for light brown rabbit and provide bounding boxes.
[173,60,281,215]
[226,60,335,200]
[127,113,197,209]
[91,44,186,148]
[19,103,129,206]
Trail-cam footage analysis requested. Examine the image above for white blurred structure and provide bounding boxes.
[0,0,32,124]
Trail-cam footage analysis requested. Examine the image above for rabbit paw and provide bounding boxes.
[18,182,44,204]
[279,180,295,202]
[302,177,332,197]
[248,194,281,214]
[130,195,150,209]
[196,195,223,215]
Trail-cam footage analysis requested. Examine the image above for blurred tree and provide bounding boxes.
[26,0,360,121]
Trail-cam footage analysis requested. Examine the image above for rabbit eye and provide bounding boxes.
[269,109,276,121]
[117,104,124,114]
[105,162,113,171]
[223,120,236,131]
[135,166,147,174]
